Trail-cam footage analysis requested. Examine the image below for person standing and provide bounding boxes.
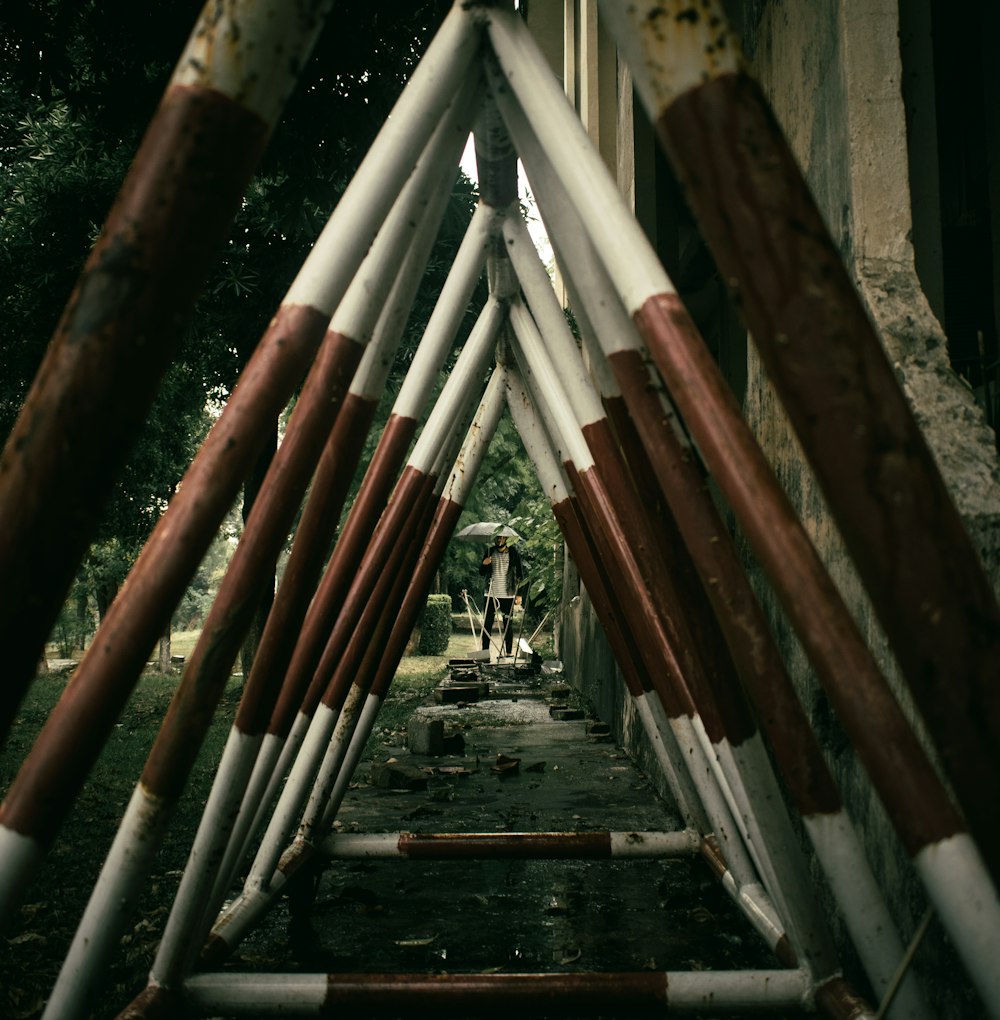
[479,534,524,656]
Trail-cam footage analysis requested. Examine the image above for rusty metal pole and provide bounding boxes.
[198,481,441,969]
[504,368,707,835]
[181,968,813,1015]
[506,109,931,1018]
[507,311,795,963]
[42,80,481,1020]
[0,0,335,727]
[207,205,499,911]
[321,830,699,859]
[508,292,836,980]
[0,1,484,933]
[203,368,507,965]
[503,209,843,963]
[148,117,475,994]
[315,368,510,836]
[214,302,503,928]
[484,12,1000,1009]
[602,0,1000,889]
[217,291,500,912]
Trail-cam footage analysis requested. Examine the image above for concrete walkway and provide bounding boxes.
[238,669,805,1018]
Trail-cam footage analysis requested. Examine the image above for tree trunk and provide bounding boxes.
[158,623,172,673]
[239,420,278,679]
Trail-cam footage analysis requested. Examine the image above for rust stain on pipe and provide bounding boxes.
[551,497,650,698]
[398,831,613,859]
[236,392,378,735]
[372,497,465,698]
[658,69,1000,869]
[634,292,964,856]
[0,301,330,843]
[269,413,418,736]
[567,460,689,720]
[322,971,669,1012]
[604,359,842,814]
[0,83,269,734]
[316,469,436,712]
[142,330,364,800]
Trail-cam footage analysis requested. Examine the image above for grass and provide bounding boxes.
[0,628,482,1019]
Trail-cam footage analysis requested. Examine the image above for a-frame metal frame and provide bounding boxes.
[1,2,998,1018]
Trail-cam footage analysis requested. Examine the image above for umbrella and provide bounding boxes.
[454,521,524,542]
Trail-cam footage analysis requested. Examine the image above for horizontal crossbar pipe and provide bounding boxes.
[182,969,812,1015]
[0,0,334,721]
[499,81,932,1020]
[321,830,700,859]
[605,0,1000,886]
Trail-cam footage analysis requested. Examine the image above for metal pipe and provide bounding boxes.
[46,96,481,1020]
[0,1,484,929]
[321,830,700,860]
[507,316,779,924]
[156,101,480,972]
[499,86,932,1018]
[0,0,335,721]
[273,287,501,742]
[484,14,1000,1009]
[228,316,502,911]
[504,367,707,833]
[602,0,1000,889]
[182,968,812,1015]
[204,369,507,964]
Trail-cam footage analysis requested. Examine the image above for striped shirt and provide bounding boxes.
[489,548,513,598]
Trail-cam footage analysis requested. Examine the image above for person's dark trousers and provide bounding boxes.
[481,596,515,653]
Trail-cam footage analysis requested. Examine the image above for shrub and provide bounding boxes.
[416,594,452,655]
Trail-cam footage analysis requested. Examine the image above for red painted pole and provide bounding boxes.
[601,0,1000,883]
[0,0,335,739]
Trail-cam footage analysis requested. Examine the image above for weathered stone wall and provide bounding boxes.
[557,1,1000,1016]
[557,590,673,807]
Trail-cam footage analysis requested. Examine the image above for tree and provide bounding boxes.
[2,0,481,667]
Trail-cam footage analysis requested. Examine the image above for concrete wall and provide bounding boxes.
[733,4,999,1015]
[555,2,1000,1015]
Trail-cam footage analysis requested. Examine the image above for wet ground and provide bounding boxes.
[231,668,807,1018]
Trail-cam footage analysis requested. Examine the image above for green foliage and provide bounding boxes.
[441,413,564,623]
[2,0,478,644]
[416,593,452,655]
